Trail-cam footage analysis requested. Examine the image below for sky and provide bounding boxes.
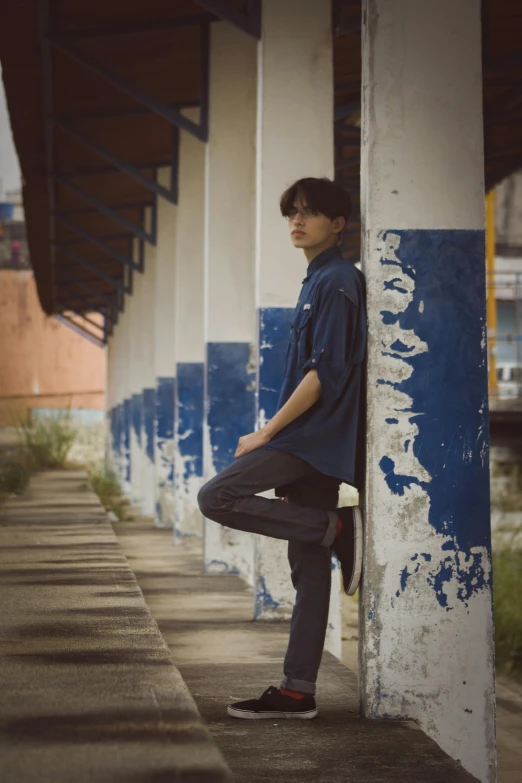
[0,65,21,200]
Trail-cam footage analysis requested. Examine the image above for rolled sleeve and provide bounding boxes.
[303,283,361,403]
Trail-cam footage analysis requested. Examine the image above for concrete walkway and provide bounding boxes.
[0,471,231,783]
[114,518,481,783]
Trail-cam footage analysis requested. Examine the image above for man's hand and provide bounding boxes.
[235,428,271,459]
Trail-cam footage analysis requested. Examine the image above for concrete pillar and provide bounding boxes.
[174,113,205,540]
[129,244,144,510]
[253,0,341,654]
[140,209,157,518]
[360,2,495,781]
[154,169,177,528]
[203,22,257,581]
[120,304,132,498]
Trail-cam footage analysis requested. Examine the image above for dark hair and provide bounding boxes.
[279,177,352,224]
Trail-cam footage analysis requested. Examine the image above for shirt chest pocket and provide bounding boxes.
[290,306,313,364]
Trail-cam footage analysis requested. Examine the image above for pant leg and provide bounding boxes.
[197,447,338,547]
[280,475,341,695]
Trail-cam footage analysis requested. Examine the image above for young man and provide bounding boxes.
[198,177,367,720]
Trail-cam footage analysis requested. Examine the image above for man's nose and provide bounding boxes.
[293,212,305,225]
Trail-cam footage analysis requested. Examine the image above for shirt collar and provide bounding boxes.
[302,246,340,283]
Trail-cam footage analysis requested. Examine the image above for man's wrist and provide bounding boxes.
[262,422,277,441]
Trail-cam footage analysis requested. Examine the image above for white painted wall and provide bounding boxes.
[360,2,495,781]
[140,210,157,518]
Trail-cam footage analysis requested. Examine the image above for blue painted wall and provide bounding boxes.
[123,398,131,482]
[206,343,256,473]
[131,393,142,446]
[142,388,156,464]
[378,229,491,607]
[257,308,294,420]
[177,363,204,481]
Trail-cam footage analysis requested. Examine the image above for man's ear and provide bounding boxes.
[332,216,346,238]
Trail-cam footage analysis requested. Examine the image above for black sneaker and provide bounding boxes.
[227,686,318,720]
[333,506,363,596]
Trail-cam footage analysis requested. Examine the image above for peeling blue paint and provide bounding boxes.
[255,575,281,618]
[206,343,256,473]
[123,398,131,482]
[131,393,142,446]
[257,308,294,420]
[177,363,204,481]
[142,388,155,463]
[378,230,491,608]
[385,417,399,424]
[206,559,240,575]
[156,377,175,492]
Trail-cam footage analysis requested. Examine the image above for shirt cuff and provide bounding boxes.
[304,349,348,402]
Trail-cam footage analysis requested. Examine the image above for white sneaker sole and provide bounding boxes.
[227,706,318,720]
[345,506,363,596]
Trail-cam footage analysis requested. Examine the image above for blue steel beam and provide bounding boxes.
[48,34,209,142]
[53,118,178,204]
[58,299,106,332]
[52,100,199,123]
[193,0,261,38]
[54,243,125,292]
[53,14,216,40]
[54,200,152,217]
[54,175,155,245]
[53,161,170,179]
[38,0,58,306]
[55,213,141,271]
[54,274,114,304]
[61,231,131,247]
[56,314,105,347]
[56,285,107,314]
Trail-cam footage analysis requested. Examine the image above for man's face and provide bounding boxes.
[287,200,343,249]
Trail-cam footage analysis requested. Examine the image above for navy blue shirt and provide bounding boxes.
[267,246,367,485]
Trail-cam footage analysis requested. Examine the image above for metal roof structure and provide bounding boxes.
[0,0,521,343]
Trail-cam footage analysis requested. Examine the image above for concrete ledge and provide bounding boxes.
[0,471,232,783]
[115,519,481,783]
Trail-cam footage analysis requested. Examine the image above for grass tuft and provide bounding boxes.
[19,412,77,469]
[493,527,522,681]
[87,462,129,520]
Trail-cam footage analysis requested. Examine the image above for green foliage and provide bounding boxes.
[87,462,129,521]
[0,454,31,499]
[493,529,522,680]
[19,412,77,469]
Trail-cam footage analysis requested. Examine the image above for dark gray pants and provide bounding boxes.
[197,447,341,695]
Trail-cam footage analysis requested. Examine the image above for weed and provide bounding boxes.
[87,463,129,520]
[0,454,31,497]
[19,412,77,469]
[493,528,522,680]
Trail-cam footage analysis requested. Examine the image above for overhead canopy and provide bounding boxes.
[0,0,521,340]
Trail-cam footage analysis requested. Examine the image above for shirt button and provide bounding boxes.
[312,359,316,363]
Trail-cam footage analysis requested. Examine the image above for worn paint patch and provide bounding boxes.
[142,388,156,464]
[176,363,204,481]
[206,343,256,472]
[376,230,491,607]
[363,228,495,783]
[175,363,204,538]
[131,393,142,447]
[257,307,294,425]
[204,343,256,581]
[123,398,131,484]
[155,377,175,528]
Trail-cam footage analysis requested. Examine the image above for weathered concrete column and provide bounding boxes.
[254,0,341,655]
[139,209,157,518]
[128,263,144,510]
[154,169,177,529]
[203,21,257,581]
[120,304,132,499]
[360,2,495,781]
[174,113,205,540]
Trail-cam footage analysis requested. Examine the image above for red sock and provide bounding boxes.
[336,517,342,538]
[280,688,306,700]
